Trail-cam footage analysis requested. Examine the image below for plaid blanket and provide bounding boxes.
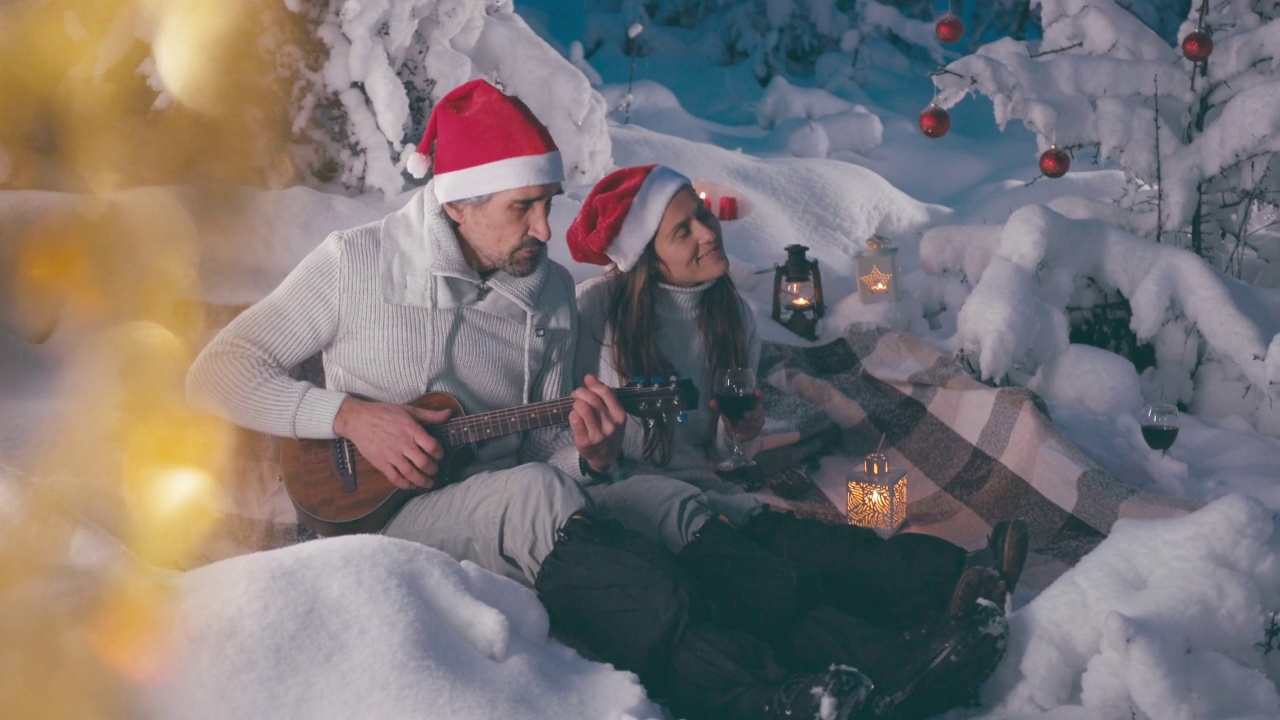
[748,325,1203,591]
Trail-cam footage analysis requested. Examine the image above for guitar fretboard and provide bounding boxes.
[428,397,576,447]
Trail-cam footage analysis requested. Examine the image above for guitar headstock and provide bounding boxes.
[617,377,700,427]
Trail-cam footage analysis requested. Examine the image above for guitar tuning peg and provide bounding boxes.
[650,375,663,384]
[668,375,678,383]
[632,376,646,386]
[676,411,689,423]
[644,417,657,429]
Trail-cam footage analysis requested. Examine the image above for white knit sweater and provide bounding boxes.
[573,273,762,481]
[187,183,582,477]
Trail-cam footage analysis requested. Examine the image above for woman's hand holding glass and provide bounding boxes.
[716,387,764,444]
[712,368,761,471]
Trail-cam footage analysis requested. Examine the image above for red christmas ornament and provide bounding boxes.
[1039,146,1070,178]
[919,104,951,138]
[936,13,964,44]
[1181,29,1213,62]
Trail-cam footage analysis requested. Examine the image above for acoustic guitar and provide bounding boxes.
[281,379,698,536]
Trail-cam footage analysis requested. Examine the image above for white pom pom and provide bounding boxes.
[406,151,431,179]
[627,23,643,38]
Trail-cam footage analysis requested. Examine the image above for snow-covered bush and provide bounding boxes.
[278,0,610,196]
[933,0,1280,285]
[984,494,1280,719]
[921,202,1280,436]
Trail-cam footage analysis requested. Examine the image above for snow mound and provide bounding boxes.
[984,494,1280,719]
[145,535,660,720]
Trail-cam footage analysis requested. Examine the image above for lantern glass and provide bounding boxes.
[847,462,907,533]
[782,279,816,309]
[854,236,900,304]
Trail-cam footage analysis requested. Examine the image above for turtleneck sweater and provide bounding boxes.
[574,273,761,481]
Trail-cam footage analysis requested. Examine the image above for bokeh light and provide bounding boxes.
[1,0,309,716]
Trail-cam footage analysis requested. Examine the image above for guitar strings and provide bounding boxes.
[438,386,678,440]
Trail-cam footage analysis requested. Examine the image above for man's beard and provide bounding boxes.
[498,241,545,277]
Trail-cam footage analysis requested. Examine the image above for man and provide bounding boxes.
[188,78,621,587]
[187,79,873,720]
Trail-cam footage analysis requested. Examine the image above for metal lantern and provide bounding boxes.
[771,244,826,341]
[847,452,907,532]
[854,236,900,303]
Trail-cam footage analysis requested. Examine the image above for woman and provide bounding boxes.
[558,164,1021,719]
[567,164,764,546]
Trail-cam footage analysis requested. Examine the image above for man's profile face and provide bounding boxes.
[445,183,562,277]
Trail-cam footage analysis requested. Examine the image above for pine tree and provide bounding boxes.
[275,0,608,196]
[933,0,1280,284]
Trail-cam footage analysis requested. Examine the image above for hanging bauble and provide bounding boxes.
[1039,146,1070,178]
[919,104,951,138]
[936,13,964,44]
[1181,29,1213,62]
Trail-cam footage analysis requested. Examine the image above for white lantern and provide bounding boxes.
[854,236,900,303]
[847,452,907,532]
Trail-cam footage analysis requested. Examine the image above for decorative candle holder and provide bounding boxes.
[854,236,900,304]
[847,452,907,533]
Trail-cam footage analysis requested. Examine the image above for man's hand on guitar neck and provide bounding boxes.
[333,397,450,490]
[569,374,627,475]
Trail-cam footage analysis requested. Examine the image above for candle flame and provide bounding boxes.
[791,297,810,307]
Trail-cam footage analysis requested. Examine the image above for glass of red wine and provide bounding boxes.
[1140,403,1179,454]
[714,368,758,471]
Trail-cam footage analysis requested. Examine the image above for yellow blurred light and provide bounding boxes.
[146,465,217,521]
[121,414,231,568]
[146,0,255,115]
[86,570,177,684]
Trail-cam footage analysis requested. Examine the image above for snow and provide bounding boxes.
[146,535,660,719]
[3,1,1280,719]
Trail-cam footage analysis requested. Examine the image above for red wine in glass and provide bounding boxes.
[715,392,756,425]
[714,368,757,471]
[1140,403,1179,453]
[1140,424,1179,451]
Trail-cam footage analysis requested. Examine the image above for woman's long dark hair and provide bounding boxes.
[605,242,748,465]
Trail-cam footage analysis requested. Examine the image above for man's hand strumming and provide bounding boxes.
[333,397,450,490]
[569,374,627,475]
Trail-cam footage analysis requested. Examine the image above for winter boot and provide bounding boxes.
[758,665,874,720]
[946,566,1007,616]
[963,518,1029,595]
[742,506,965,629]
[789,602,1008,720]
[677,515,826,647]
[866,601,1008,720]
[667,625,874,720]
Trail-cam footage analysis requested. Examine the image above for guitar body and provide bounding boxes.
[280,392,474,537]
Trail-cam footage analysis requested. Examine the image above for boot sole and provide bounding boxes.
[869,608,1007,720]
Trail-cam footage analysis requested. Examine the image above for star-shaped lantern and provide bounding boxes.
[854,236,901,303]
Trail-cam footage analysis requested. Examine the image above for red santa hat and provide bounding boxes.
[407,79,564,204]
[566,164,691,272]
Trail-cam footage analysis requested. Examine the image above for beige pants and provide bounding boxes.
[382,463,591,586]
[585,472,761,553]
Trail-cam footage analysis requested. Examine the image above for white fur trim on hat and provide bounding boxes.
[609,165,691,271]
[432,151,565,204]
[406,151,431,179]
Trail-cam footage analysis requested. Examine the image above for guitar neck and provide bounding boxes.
[428,397,575,447]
